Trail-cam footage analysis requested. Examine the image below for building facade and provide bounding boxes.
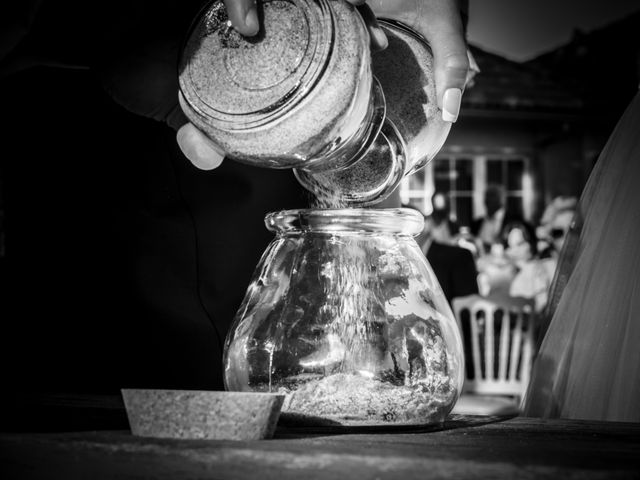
[401,11,640,227]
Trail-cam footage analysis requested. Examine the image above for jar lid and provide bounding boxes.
[179,0,334,126]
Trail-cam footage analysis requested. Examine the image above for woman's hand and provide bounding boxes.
[178,0,470,169]
[367,0,469,122]
[220,0,470,119]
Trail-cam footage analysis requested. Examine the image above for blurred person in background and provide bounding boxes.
[503,221,555,312]
[428,191,460,245]
[471,183,534,254]
[536,196,578,260]
[471,184,508,253]
[473,184,536,296]
[414,207,479,306]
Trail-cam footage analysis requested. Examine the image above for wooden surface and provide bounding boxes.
[2,410,639,479]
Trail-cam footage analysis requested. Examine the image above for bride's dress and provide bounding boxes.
[523,91,640,422]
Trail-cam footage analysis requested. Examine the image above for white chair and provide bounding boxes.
[451,294,537,415]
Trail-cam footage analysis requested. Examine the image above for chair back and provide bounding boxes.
[452,294,536,400]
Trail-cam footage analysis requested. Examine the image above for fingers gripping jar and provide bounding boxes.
[223,209,464,426]
[179,0,385,173]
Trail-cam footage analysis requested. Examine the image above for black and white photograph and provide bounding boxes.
[1,0,639,478]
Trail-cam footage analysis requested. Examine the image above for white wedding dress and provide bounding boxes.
[523,90,640,422]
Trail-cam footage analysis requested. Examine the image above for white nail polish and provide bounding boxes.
[177,124,225,170]
[371,27,388,50]
[442,88,462,123]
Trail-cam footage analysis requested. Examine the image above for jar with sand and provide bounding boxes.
[179,0,384,173]
[179,1,452,206]
[223,208,465,426]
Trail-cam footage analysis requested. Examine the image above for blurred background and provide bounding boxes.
[401,0,640,223]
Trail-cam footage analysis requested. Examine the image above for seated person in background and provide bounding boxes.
[429,191,460,245]
[452,225,479,259]
[416,211,479,305]
[504,221,556,312]
[471,184,508,253]
[471,184,530,255]
[536,196,577,260]
[509,198,576,315]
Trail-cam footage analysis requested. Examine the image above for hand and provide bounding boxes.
[178,0,470,169]
[367,0,470,122]
[220,0,471,119]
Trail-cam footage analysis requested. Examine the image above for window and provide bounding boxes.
[400,154,533,226]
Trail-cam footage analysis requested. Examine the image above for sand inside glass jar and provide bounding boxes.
[179,0,372,168]
[271,237,459,426]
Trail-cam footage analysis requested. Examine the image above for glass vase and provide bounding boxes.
[224,208,464,426]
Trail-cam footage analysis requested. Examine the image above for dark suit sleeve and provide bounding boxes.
[0,0,199,130]
[470,218,482,237]
[1,0,91,76]
[451,247,479,299]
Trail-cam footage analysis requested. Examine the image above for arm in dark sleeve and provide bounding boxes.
[451,246,479,299]
[94,0,204,130]
[0,0,200,130]
[0,0,91,77]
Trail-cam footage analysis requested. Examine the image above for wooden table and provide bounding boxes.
[2,411,639,479]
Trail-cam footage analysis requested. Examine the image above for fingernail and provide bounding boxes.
[370,27,388,50]
[244,8,259,35]
[177,124,225,171]
[194,140,224,170]
[442,88,462,122]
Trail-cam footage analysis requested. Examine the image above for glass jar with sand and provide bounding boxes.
[223,208,464,426]
[179,0,384,173]
[179,2,452,206]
